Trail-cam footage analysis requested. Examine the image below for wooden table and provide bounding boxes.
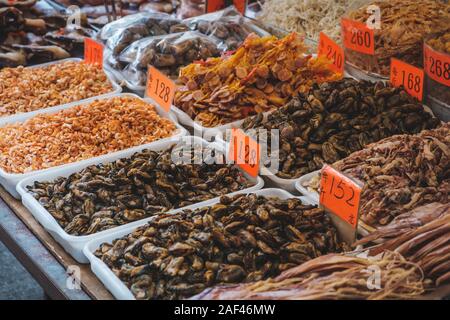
[0,187,113,300]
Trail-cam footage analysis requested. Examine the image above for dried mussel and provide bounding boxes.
[27,145,254,236]
[94,193,349,299]
[241,78,441,179]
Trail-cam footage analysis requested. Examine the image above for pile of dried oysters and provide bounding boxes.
[241,78,441,179]
[27,145,255,235]
[94,193,348,299]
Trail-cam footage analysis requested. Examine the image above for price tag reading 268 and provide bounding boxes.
[146,66,175,112]
[424,44,450,87]
[228,128,260,178]
[319,165,361,229]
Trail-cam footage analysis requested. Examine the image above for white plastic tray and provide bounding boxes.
[83,188,313,300]
[295,170,321,204]
[2,93,186,198]
[16,136,264,263]
[0,58,122,126]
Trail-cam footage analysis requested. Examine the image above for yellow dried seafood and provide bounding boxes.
[346,0,450,76]
[427,32,450,55]
[174,33,342,127]
[0,96,177,174]
[0,61,113,118]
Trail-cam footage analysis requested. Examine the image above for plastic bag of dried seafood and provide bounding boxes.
[184,6,270,50]
[344,0,450,79]
[98,12,190,56]
[117,31,223,89]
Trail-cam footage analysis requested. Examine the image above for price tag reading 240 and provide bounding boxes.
[228,128,260,178]
[320,165,361,229]
[318,32,344,73]
[341,18,374,55]
[146,66,175,112]
[390,58,424,101]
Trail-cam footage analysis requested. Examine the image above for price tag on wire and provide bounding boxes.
[319,165,362,230]
[206,0,246,14]
[84,38,104,67]
[318,32,345,73]
[341,18,375,55]
[390,58,424,101]
[228,128,260,178]
[423,43,450,87]
[145,66,175,112]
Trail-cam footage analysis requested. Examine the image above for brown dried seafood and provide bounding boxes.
[94,194,349,299]
[27,146,254,236]
[118,31,222,86]
[358,203,450,287]
[175,33,341,127]
[192,251,425,300]
[241,78,440,179]
[346,0,450,76]
[331,124,450,228]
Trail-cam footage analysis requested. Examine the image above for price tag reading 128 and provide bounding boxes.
[228,128,260,178]
[318,32,345,73]
[84,38,103,67]
[320,165,361,229]
[341,18,374,55]
[390,58,424,101]
[146,66,175,112]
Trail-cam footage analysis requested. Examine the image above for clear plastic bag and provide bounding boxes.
[120,31,223,87]
[99,12,190,56]
[178,0,206,19]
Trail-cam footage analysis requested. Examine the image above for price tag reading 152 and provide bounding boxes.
[319,165,361,229]
[228,128,260,178]
[146,66,175,112]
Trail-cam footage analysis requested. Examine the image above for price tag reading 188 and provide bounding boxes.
[84,38,103,67]
[390,58,424,101]
[318,32,345,73]
[146,66,175,112]
[228,128,260,178]
[319,165,361,229]
[341,18,374,55]
[424,44,450,87]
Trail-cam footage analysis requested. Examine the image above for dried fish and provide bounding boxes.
[27,145,254,236]
[94,194,349,299]
[191,251,425,300]
[241,78,440,179]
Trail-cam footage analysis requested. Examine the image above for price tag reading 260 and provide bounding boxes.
[341,18,374,55]
[146,66,175,112]
[319,165,361,229]
[228,129,260,178]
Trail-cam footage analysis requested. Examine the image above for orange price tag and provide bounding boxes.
[84,38,103,67]
[146,66,175,112]
[424,44,450,87]
[206,0,224,13]
[318,32,345,73]
[233,0,246,14]
[341,18,374,55]
[390,58,424,101]
[228,128,260,178]
[319,165,361,229]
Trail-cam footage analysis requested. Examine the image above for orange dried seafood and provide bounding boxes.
[0,96,177,174]
[0,61,113,118]
[174,33,342,127]
[346,0,450,77]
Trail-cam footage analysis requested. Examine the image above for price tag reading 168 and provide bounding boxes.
[146,66,175,112]
[390,58,424,101]
[319,165,361,229]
